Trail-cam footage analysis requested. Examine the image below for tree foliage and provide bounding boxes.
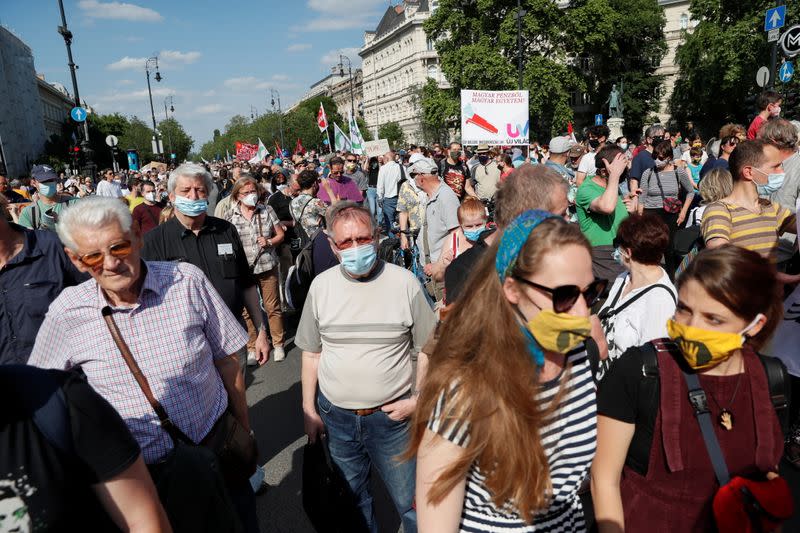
[423,0,666,139]
[670,0,800,134]
[379,121,407,149]
[198,95,372,160]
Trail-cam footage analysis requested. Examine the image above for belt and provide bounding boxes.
[349,392,410,416]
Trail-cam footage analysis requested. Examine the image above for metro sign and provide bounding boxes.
[781,25,800,58]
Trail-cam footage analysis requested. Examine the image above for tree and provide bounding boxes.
[670,0,800,135]
[158,118,194,163]
[423,0,666,139]
[379,122,407,149]
[119,116,156,163]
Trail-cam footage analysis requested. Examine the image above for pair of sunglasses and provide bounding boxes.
[513,277,608,313]
[78,240,133,268]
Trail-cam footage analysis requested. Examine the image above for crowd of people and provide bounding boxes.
[2,88,800,532]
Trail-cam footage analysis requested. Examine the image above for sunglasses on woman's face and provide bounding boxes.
[513,276,607,313]
[78,240,133,269]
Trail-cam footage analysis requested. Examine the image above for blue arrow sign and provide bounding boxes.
[70,106,87,122]
[780,61,794,82]
[765,6,786,31]
[594,114,604,126]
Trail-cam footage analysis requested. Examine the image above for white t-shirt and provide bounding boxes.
[578,151,596,176]
[685,205,706,227]
[680,150,709,166]
[598,270,677,367]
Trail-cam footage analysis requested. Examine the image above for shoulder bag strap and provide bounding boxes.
[601,282,676,320]
[653,169,667,203]
[101,306,192,444]
[682,369,731,485]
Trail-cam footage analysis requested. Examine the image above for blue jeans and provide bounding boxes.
[366,187,379,222]
[381,196,398,237]
[317,390,417,533]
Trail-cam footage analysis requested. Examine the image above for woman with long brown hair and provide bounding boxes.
[409,210,607,531]
[592,245,788,532]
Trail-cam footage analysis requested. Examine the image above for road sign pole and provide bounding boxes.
[770,40,779,88]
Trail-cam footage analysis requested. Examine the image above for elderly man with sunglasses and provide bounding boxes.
[28,197,259,532]
[297,201,435,533]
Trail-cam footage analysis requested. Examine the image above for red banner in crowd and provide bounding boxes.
[235,141,258,161]
[295,138,305,155]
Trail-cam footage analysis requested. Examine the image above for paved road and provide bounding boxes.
[245,320,402,533]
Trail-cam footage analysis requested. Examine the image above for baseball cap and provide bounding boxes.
[31,164,58,182]
[408,157,438,176]
[549,136,574,154]
[408,152,425,165]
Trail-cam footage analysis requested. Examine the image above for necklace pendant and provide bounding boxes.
[719,409,734,431]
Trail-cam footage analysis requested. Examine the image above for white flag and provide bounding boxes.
[334,123,352,152]
[256,138,270,160]
[348,111,365,155]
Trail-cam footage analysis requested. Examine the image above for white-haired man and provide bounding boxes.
[141,163,270,365]
[28,196,258,532]
[297,202,435,533]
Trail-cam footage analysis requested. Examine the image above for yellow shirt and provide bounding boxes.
[128,195,145,212]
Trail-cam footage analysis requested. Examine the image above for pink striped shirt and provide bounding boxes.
[29,261,248,463]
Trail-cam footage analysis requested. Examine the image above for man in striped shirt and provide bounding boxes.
[701,139,796,262]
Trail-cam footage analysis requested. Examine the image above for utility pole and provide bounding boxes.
[57,0,94,174]
[270,89,285,153]
[163,96,174,162]
[145,56,162,160]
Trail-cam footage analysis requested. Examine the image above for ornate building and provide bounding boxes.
[359,0,447,143]
[657,0,694,124]
[328,69,364,121]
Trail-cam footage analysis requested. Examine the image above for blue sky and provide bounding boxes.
[1,0,388,148]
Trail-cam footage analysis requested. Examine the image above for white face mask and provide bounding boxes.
[618,143,628,151]
[144,192,156,202]
[241,192,258,207]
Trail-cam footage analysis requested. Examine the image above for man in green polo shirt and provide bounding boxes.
[575,145,636,282]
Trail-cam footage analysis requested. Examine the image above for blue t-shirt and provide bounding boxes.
[699,156,727,180]
[630,150,655,183]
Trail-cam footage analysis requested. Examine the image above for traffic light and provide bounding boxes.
[783,90,799,120]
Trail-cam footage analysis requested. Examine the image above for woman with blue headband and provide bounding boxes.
[407,210,607,532]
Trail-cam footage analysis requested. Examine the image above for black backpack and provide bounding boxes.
[286,228,322,311]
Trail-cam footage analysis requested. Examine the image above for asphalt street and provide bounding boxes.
[245,320,402,533]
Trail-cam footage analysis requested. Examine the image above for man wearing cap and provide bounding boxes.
[397,153,428,250]
[410,158,460,286]
[545,137,576,182]
[18,165,78,231]
[470,144,501,201]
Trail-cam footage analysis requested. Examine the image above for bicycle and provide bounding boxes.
[394,228,435,308]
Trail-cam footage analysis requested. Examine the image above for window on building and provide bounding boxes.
[680,13,688,30]
[427,64,439,79]
[427,38,434,51]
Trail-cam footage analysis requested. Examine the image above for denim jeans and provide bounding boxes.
[317,390,417,533]
[381,196,398,237]
[366,187,379,222]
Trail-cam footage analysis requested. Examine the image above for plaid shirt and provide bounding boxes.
[28,261,248,463]
[227,203,280,274]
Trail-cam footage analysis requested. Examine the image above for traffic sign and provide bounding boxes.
[769,28,781,43]
[765,6,786,31]
[594,114,603,126]
[757,66,771,88]
[781,25,800,57]
[105,135,119,147]
[70,106,87,122]
[779,61,794,82]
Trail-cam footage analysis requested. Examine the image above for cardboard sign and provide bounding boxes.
[364,139,391,158]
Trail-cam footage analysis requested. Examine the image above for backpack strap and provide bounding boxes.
[757,354,791,433]
[683,369,732,485]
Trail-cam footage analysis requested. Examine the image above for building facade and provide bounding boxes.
[657,0,694,124]
[360,0,447,143]
[328,68,364,121]
[0,26,47,178]
[37,75,76,142]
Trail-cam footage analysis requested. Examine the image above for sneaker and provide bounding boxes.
[246,351,258,367]
[273,346,286,362]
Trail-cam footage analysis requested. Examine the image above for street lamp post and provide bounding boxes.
[250,105,259,121]
[337,55,356,119]
[145,56,162,160]
[514,0,526,90]
[57,0,94,175]
[270,89,285,153]
[163,96,174,162]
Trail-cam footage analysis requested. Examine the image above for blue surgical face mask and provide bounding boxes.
[463,226,485,242]
[173,195,208,216]
[38,182,57,198]
[612,246,628,266]
[339,243,377,276]
[756,171,786,196]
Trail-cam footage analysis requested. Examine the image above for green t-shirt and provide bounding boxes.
[575,178,628,247]
[18,198,77,230]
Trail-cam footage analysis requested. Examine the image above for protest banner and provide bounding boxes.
[460,90,529,146]
[364,139,391,158]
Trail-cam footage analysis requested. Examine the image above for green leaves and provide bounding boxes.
[421,0,666,139]
[378,122,407,149]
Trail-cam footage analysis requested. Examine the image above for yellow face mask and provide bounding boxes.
[526,310,592,355]
[666,314,764,370]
